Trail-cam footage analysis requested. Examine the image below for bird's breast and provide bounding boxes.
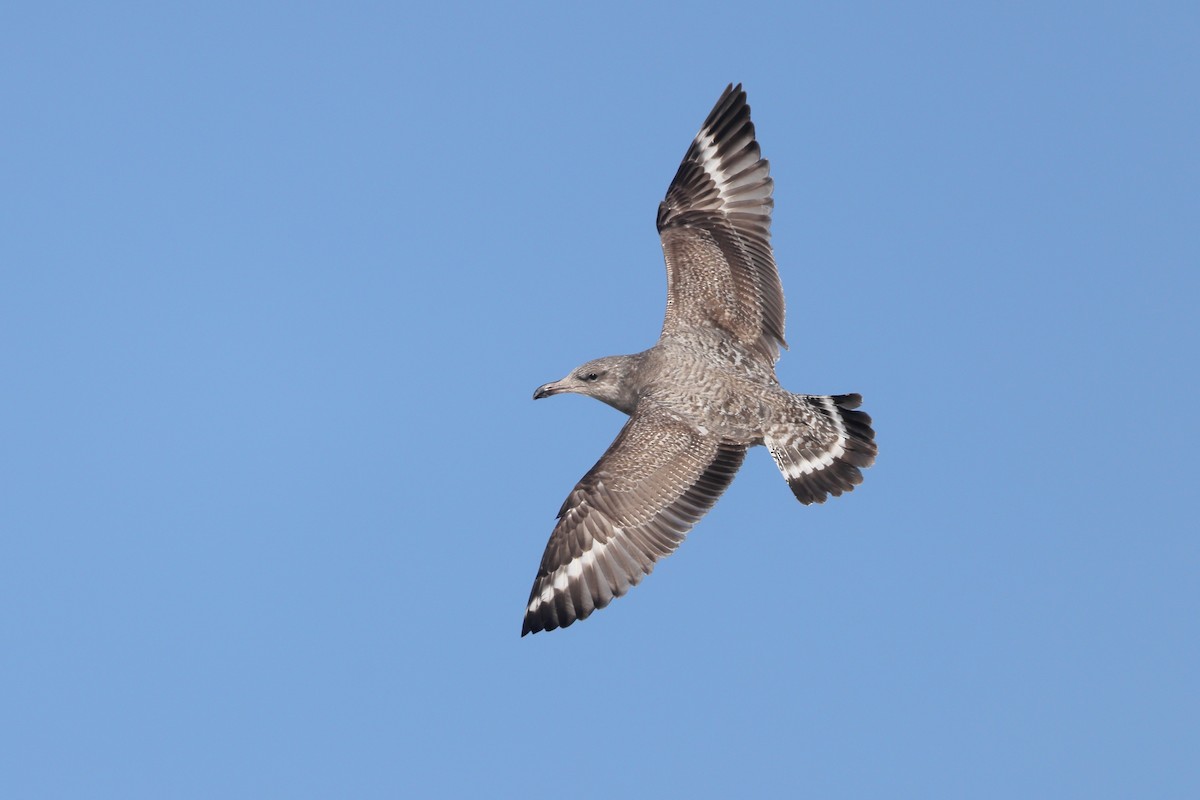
[640,345,780,443]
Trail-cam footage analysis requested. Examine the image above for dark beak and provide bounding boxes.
[533,382,561,400]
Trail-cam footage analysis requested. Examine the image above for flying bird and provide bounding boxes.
[523,85,876,636]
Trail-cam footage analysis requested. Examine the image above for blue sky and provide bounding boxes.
[2,2,1197,797]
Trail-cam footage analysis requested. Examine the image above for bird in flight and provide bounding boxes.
[523,85,876,636]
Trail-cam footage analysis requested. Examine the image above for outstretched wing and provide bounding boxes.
[657,84,785,363]
[522,406,746,635]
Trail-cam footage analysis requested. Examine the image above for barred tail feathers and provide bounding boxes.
[766,393,877,505]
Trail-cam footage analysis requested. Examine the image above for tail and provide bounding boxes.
[765,393,877,505]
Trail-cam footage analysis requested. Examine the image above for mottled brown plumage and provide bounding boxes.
[524,85,876,636]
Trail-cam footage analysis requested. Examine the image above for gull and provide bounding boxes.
[524,85,876,636]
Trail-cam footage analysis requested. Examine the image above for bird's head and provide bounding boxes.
[533,354,642,415]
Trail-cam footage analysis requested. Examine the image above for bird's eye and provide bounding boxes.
[583,372,599,382]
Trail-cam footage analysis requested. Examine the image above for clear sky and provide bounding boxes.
[2,2,1196,797]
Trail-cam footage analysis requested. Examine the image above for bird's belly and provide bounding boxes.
[642,357,781,444]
